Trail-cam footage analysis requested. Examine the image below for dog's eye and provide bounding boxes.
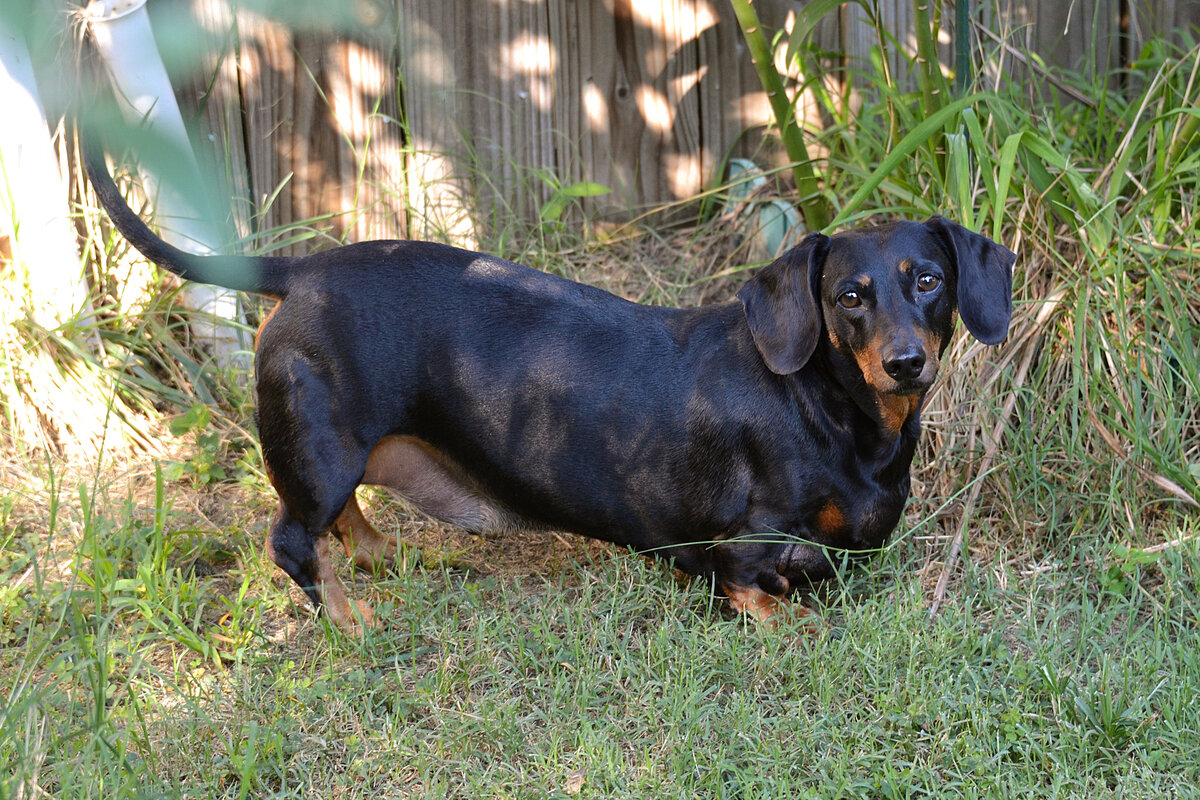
[837,291,861,309]
[917,274,941,292]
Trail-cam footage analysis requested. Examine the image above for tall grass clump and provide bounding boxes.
[736,1,1199,579]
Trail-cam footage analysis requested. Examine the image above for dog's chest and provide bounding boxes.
[774,430,917,551]
[816,471,911,550]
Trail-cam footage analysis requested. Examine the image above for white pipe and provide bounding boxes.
[86,0,246,362]
[0,17,90,329]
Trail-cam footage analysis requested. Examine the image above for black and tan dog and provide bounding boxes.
[85,140,1014,632]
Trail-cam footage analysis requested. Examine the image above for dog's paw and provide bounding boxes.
[723,583,818,633]
[353,600,376,631]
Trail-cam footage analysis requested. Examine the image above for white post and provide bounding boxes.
[85,0,246,363]
[0,16,90,329]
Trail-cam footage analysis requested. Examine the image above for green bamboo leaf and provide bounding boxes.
[961,106,998,213]
[787,0,870,61]
[993,131,1026,242]
[946,128,974,230]
[730,0,830,231]
[559,182,611,198]
[538,197,567,222]
[829,92,989,229]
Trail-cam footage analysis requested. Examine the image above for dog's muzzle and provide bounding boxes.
[776,540,840,585]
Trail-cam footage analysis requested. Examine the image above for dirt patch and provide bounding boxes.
[352,488,622,578]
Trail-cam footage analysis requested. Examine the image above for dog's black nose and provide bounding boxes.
[883,349,926,382]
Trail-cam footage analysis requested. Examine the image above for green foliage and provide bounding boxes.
[4,506,1200,797]
[536,174,613,223]
[164,404,227,485]
[729,0,830,231]
[739,0,1200,261]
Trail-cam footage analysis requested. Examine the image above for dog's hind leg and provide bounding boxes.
[332,492,398,572]
[256,357,379,633]
[357,434,512,534]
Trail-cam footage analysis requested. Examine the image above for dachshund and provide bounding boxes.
[85,139,1014,632]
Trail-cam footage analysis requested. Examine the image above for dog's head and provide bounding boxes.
[738,215,1015,403]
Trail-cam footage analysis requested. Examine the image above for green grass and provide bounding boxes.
[3,480,1198,797]
[3,4,1200,798]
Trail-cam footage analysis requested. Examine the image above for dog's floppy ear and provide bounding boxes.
[923,215,1015,345]
[737,233,830,375]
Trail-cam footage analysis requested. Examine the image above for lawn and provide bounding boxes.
[2,462,1197,797]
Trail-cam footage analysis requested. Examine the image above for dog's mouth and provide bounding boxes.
[775,540,840,586]
[864,369,934,399]
[882,374,935,396]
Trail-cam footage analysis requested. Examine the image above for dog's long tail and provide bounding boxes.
[83,136,294,298]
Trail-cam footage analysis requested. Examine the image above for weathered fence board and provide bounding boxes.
[162,0,407,254]
[153,0,1200,244]
[545,0,776,216]
[399,0,557,236]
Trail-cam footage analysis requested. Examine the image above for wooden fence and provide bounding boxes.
[156,0,1200,249]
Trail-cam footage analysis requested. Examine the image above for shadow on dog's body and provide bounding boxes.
[86,139,1015,631]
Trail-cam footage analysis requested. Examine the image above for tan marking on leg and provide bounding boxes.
[332,492,398,572]
[315,534,374,634]
[723,583,786,626]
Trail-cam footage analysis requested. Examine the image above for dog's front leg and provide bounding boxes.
[312,533,375,632]
[721,582,788,621]
[715,532,828,629]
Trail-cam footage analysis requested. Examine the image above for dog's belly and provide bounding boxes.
[358,427,730,575]
[359,434,523,533]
